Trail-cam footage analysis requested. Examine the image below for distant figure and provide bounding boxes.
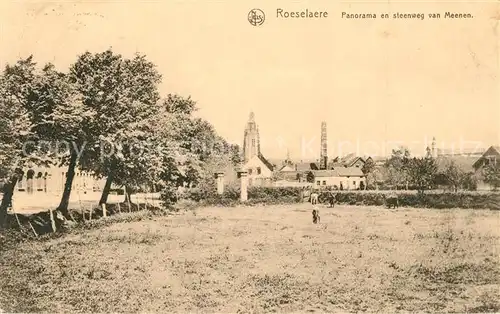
[328,191,336,208]
[310,191,319,205]
[386,194,399,209]
[312,208,320,224]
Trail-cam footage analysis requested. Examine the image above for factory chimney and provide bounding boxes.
[320,121,328,169]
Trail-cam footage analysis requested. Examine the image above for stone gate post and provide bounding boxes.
[237,171,248,202]
[214,172,225,195]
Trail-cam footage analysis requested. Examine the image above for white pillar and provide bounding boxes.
[215,172,225,195]
[238,171,248,202]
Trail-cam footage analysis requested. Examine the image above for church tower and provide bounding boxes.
[243,112,260,163]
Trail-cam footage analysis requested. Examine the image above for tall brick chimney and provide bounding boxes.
[320,121,328,169]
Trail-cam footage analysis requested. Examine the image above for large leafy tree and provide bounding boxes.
[0,58,36,227]
[443,160,464,192]
[162,93,197,115]
[157,95,242,197]
[406,156,438,194]
[384,147,411,189]
[33,64,90,216]
[68,50,162,205]
[0,57,80,224]
[361,158,375,188]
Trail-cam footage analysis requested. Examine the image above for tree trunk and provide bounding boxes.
[99,171,114,205]
[57,151,79,218]
[0,176,19,229]
[123,185,133,203]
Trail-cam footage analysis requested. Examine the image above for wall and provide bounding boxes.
[313,176,366,190]
[15,165,106,195]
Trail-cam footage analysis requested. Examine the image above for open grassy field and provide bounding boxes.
[1,204,499,313]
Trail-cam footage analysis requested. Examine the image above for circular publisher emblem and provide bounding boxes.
[248,9,265,26]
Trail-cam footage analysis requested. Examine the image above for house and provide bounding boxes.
[472,145,500,190]
[295,162,319,172]
[435,155,477,174]
[473,146,500,171]
[328,154,370,169]
[432,146,500,191]
[273,170,303,181]
[242,153,274,186]
[278,164,295,172]
[309,167,366,190]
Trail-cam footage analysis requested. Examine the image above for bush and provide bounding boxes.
[208,187,498,210]
[247,187,303,201]
[159,184,178,208]
[192,186,304,207]
[332,191,499,209]
[179,184,499,210]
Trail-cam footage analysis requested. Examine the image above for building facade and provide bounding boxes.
[310,168,366,190]
[242,154,274,187]
[14,165,105,195]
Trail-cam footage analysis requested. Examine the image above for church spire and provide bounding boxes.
[243,111,260,163]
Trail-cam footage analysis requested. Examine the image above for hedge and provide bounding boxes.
[186,186,500,210]
[333,192,499,209]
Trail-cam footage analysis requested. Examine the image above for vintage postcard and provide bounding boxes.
[0,1,499,313]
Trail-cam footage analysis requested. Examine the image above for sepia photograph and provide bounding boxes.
[0,1,499,313]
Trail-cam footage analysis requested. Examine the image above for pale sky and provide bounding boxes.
[0,1,498,160]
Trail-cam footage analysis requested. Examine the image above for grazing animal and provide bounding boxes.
[386,194,399,209]
[310,192,319,205]
[312,209,320,224]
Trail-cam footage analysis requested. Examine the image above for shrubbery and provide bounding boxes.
[332,191,498,209]
[182,185,499,210]
[184,185,304,206]
[159,184,178,208]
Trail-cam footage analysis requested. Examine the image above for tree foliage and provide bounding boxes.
[405,156,438,194]
[483,163,500,190]
[383,147,411,189]
[0,49,255,224]
[68,50,163,204]
[442,161,464,192]
[0,57,67,224]
[361,158,376,188]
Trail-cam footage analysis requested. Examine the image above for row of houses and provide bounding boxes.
[238,112,499,191]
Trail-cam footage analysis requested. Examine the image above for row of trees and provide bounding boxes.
[0,50,240,227]
[363,147,500,192]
